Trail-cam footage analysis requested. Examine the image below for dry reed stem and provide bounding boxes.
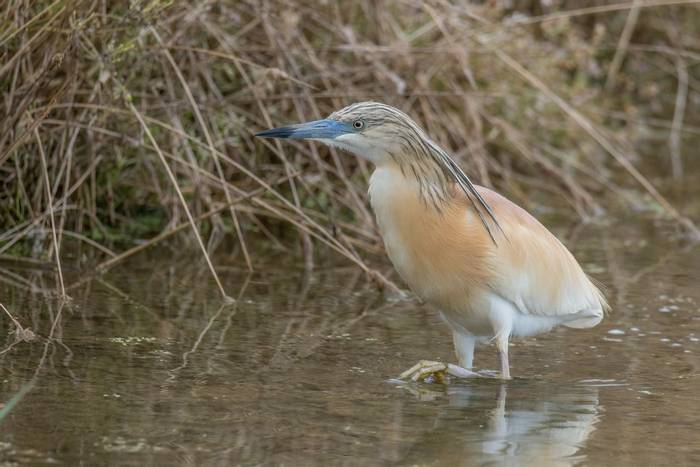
[0,78,71,168]
[33,102,377,263]
[229,51,316,270]
[117,83,229,300]
[36,102,382,269]
[670,56,688,179]
[0,154,102,254]
[123,89,231,301]
[605,0,642,91]
[0,4,66,78]
[486,46,700,237]
[163,45,316,89]
[150,26,253,271]
[35,127,66,297]
[502,0,700,27]
[2,0,699,287]
[0,0,62,48]
[114,107,393,286]
[93,171,299,274]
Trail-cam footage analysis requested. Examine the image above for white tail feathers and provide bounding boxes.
[562,308,604,329]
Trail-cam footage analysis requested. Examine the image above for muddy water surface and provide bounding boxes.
[1,207,699,466]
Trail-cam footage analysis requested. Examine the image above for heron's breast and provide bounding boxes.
[369,167,492,311]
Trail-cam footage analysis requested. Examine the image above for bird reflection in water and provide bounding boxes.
[395,381,600,466]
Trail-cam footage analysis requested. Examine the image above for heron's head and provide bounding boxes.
[255,102,419,165]
[256,101,504,241]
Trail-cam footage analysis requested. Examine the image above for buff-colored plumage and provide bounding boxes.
[370,164,607,334]
[257,101,608,380]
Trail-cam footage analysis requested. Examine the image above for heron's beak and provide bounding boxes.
[255,119,349,140]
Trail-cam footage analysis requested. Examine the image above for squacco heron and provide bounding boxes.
[257,102,608,380]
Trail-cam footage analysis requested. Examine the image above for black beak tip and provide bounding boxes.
[255,127,293,139]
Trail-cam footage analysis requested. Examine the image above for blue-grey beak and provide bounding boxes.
[255,119,349,140]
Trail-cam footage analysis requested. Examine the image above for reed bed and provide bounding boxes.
[2,0,699,296]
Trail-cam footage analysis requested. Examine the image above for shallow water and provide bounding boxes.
[1,207,699,466]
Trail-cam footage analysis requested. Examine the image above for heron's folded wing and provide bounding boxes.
[475,186,608,319]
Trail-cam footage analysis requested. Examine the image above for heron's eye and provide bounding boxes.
[352,120,365,130]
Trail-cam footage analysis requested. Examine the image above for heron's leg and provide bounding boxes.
[488,295,514,380]
[452,332,476,369]
[496,336,511,380]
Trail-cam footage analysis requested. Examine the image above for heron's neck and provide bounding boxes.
[367,140,502,243]
[379,133,458,209]
[369,163,454,214]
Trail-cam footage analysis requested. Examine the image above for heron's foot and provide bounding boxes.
[398,360,482,383]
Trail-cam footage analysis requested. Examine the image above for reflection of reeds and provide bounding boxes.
[2,0,699,289]
[0,298,65,425]
[0,302,36,355]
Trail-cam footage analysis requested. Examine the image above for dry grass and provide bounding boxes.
[2,0,700,294]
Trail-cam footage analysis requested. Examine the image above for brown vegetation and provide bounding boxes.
[1,0,699,295]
